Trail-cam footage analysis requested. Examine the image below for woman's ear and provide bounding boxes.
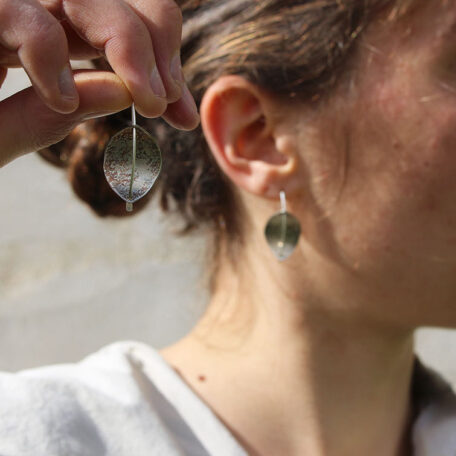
[200,75,299,198]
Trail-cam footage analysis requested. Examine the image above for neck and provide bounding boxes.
[160,246,416,456]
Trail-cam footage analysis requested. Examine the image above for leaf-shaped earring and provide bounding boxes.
[103,104,162,212]
[264,190,301,261]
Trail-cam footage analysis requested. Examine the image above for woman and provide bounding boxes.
[1,0,455,455]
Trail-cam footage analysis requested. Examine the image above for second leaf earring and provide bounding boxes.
[264,190,301,261]
[103,104,162,212]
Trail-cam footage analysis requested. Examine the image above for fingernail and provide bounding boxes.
[82,111,116,121]
[170,53,185,86]
[150,67,167,98]
[59,65,78,100]
[181,84,200,123]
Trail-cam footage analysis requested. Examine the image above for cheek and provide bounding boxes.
[333,81,456,266]
[365,69,456,205]
[396,106,456,212]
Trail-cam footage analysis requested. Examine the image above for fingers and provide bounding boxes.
[0,0,79,113]
[62,0,165,118]
[0,70,131,168]
[0,0,200,162]
[162,84,200,131]
[126,0,184,103]
[61,0,199,125]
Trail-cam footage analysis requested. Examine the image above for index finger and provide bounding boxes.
[0,0,79,113]
[62,0,175,118]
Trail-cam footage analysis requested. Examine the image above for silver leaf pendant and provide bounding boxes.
[103,110,161,212]
[264,211,301,261]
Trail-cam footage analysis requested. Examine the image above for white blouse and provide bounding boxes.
[0,340,454,456]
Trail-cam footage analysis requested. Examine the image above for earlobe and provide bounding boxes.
[200,75,298,198]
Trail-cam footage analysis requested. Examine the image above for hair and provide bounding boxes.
[38,0,416,292]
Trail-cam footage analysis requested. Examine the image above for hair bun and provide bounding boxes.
[38,116,153,217]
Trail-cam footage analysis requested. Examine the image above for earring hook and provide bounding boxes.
[280,190,287,213]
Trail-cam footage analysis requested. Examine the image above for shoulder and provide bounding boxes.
[0,340,145,403]
[0,341,166,456]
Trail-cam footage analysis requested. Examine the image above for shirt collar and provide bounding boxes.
[411,356,456,456]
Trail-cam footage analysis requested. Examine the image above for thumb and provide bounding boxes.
[0,70,132,168]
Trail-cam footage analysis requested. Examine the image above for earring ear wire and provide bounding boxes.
[279,190,287,213]
[264,190,301,261]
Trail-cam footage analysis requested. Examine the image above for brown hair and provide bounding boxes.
[38,0,415,291]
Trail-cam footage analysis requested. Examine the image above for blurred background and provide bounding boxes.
[1,68,456,387]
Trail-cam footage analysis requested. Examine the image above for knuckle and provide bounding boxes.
[0,1,64,52]
[104,19,149,52]
[21,106,73,151]
[31,17,64,44]
[31,120,74,151]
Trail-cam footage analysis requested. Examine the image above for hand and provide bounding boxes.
[0,0,200,168]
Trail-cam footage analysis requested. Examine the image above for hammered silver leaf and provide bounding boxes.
[103,126,162,204]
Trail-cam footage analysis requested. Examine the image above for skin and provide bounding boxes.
[0,0,200,168]
[160,1,456,455]
[1,1,455,455]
